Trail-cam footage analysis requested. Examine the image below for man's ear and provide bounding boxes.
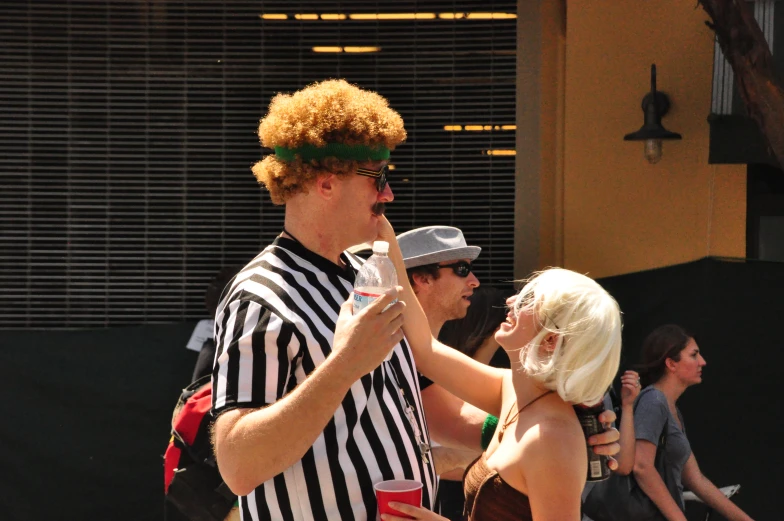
[315,173,337,199]
[411,272,433,292]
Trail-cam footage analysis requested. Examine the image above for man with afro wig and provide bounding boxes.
[210,79,441,520]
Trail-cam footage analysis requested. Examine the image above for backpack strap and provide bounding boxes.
[633,387,669,471]
[171,374,216,466]
[172,374,213,423]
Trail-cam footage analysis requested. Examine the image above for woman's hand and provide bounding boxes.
[589,410,621,455]
[588,409,621,471]
[620,370,641,408]
[380,503,449,521]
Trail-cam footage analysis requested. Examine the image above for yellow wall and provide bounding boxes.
[561,0,746,278]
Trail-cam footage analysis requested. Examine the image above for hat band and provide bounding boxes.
[274,143,390,162]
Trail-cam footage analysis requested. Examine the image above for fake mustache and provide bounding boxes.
[372,202,386,216]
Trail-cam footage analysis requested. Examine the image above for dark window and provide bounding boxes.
[1,1,517,328]
[747,163,784,261]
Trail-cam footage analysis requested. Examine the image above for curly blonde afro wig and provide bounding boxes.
[251,79,407,204]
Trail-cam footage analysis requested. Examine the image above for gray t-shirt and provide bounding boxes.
[634,387,692,510]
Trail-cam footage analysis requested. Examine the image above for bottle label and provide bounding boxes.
[589,459,603,479]
[353,290,396,314]
[353,289,380,314]
[578,415,602,436]
[352,289,397,362]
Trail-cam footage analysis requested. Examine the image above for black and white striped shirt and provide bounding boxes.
[212,236,437,521]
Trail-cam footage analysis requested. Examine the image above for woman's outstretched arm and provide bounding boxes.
[378,217,505,417]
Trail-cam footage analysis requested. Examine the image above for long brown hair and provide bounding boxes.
[636,324,693,387]
[439,285,510,358]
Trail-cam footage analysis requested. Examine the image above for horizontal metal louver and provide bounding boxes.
[0,0,517,328]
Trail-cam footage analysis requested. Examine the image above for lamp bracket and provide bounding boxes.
[641,91,671,117]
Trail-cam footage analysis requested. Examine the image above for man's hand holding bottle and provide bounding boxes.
[334,287,406,377]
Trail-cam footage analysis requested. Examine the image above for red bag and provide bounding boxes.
[163,375,236,521]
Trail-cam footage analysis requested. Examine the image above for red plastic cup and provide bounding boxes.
[374,479,423,519]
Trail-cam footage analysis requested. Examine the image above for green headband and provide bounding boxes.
[274,143,390,162]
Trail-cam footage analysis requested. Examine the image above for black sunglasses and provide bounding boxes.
[355,164,389,192]
[438,260,473,278]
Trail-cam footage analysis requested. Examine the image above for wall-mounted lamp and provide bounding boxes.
[623,64,681,164]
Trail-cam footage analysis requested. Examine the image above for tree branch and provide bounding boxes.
[699,0,784,168]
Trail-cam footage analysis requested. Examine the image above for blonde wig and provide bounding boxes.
[511,268,622,406]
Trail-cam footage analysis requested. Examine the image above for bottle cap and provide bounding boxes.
[372,241,390,254]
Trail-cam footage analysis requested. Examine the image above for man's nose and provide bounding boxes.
[378,182,394,203]
[467,272,480,288]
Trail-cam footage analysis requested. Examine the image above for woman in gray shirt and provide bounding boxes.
[634,324,754,521]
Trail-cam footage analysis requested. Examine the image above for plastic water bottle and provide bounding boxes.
[575,402,611,482]
[353,240,398,361]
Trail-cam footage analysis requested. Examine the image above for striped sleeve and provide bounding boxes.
[212,297,300,414]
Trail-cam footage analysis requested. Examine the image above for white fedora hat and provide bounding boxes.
[397,226,481,269]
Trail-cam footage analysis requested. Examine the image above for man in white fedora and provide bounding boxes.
[397,225,482,334]
[396,226,486,513]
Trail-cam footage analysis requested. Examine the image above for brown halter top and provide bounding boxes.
[462,453,533,521]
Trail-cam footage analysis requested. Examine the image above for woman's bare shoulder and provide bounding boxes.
[513,407,586,477]
[516,409,587,492]
[515,410,587,518]
[523,410,584,452]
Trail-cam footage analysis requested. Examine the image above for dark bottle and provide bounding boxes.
[574,403,611,482]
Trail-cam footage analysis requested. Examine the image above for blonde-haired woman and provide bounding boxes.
[382,235,622,520]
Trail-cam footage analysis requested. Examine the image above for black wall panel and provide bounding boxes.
[1,259,779,521]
